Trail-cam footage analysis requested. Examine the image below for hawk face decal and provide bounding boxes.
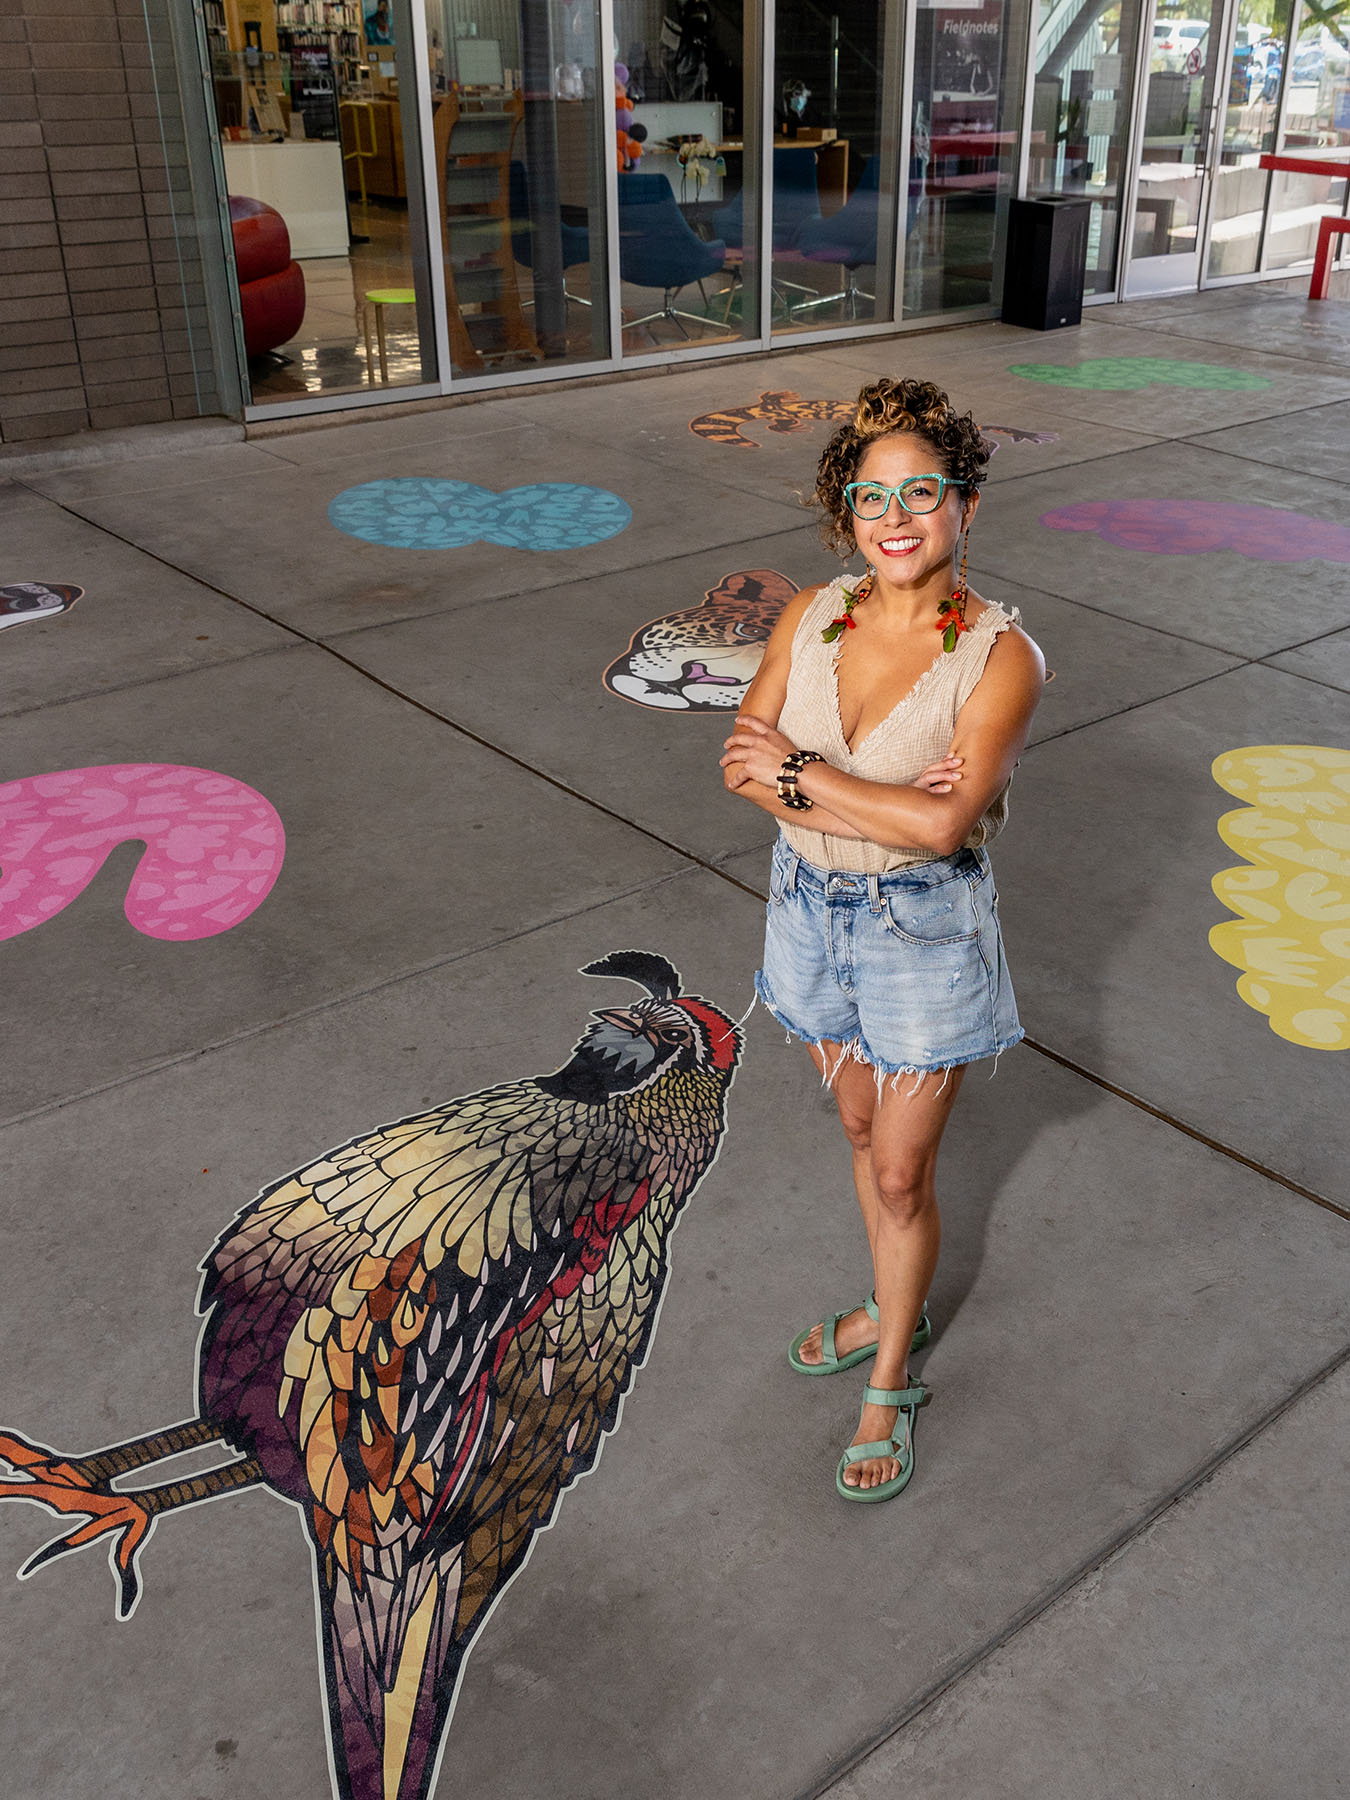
[603,569,798,713]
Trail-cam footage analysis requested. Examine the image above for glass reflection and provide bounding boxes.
[1206,0,1293,278]
[203,0,437,403]
[1128,0,1226,276]
[770,0,901,334]
[906,0,1028,317]
[433,0,610,375]
[1029,0,1144,294]
[614,0,756,352]
[1264,1,1350,269]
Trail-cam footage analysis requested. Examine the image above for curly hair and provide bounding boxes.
[812,377,990,556]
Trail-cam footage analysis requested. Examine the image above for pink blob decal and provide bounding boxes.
[0,764,285,944]
[1041,499,1350,563]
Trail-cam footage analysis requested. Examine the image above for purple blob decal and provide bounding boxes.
[0,763,285,944]
[1041,499,1350,563]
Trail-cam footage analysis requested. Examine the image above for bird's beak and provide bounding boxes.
[595,1007,660,1045]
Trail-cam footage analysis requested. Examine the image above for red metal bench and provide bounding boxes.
[1257,154,1350,300]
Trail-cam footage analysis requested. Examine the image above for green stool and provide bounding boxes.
[362,287,416,384]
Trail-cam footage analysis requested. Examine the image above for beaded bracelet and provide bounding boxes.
[777,750,824,811]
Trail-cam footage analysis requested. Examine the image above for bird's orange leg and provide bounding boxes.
[0,1422,262,1619]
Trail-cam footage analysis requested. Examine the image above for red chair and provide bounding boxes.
[229,195,306,357]
[1311,213,1350,301]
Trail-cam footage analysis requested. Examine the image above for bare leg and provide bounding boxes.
[844,1065,965,1489]
[0,1422,262,1617]
[793,1042,887,1366]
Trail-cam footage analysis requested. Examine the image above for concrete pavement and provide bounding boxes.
[2,281,1347,1800]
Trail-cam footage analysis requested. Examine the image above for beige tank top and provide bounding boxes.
[776,575,1019,874]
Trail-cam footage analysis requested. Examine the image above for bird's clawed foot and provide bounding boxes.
[0,1428,152,1618]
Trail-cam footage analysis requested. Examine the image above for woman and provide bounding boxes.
[720,377,1044,1504]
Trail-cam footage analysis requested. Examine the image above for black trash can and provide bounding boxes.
[1001,196,1092,331]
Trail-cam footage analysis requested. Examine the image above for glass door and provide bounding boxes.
[768,0,904,336]
[1204,0,1293,276]
[1029,0,1147,297]
[1124,0,1231,293]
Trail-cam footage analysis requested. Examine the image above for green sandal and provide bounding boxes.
[787,1292,931,1376]
[836,1382,930,1503]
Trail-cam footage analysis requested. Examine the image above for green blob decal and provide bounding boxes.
[1007,357,1271,392]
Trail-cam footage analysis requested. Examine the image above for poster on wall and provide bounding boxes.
[363,0,394,46]
[931,2,1003,100]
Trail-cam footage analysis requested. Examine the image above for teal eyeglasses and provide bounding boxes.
[843,475,964,519]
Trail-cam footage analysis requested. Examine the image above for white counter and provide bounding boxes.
[222,140,349,258]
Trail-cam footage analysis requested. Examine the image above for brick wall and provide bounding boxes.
[0,0,232,444]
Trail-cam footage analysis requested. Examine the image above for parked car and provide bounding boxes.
[1152,16,1210,70]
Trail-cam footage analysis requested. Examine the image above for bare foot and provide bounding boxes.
[840,1395,909,1491]
[795,1304,878,1368]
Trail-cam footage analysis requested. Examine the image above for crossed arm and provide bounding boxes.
[720,586,1046,855]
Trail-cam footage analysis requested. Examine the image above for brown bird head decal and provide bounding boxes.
[537,951,742,1106]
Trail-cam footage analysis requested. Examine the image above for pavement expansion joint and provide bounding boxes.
[0,863,699,1138]
[0,640,304,724]
[29,489,773,896]
[803,1332,1350,1800]
[1254,660,1349,697]
[1024,664,1248,747]
[1021,1037,1349,1224]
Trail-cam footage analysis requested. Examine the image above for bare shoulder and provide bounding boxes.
[765,579,835,645]
[976,602,1046,690]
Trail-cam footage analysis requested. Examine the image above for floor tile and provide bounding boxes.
[832,1358,1350,1800]
[1262,624,1350,693]
[993,660,1350,1205]
[2,881,1346,1800]
[1139,294,1350,370]
[56,425,807,639]
[18,441,293,504]
[328,527,838,862]
[0,482,294,716]
[975,572,1245,741]
[1,647,681,1121]
[971,439,1350,657]
[1186,398,1350,484]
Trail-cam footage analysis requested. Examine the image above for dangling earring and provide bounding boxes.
[936,526,971,653]
[822,562,874,644]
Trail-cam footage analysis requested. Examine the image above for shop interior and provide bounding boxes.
[202,0,1032,406]
[202,0,1347,410]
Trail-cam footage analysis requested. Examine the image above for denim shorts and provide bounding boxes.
[755,836,1023,1080]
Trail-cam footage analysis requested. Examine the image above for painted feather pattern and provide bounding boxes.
[0,952,742,1800]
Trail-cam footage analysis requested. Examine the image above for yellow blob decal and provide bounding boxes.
[1210,745,1350,1050]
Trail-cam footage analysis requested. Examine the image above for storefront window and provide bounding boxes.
[611,0,759,355]
[1206,0,1293,278]
[769,0,903,336]
[906,0,1030,317]
[430,0,612,376]
[202,0,437,403]
[1029,0,1144,294]
[1263,0,1350,267]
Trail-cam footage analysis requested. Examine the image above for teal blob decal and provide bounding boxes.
[328,478,632,550]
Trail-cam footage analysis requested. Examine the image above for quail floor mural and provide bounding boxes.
[0,582,83,630]
[328,480,633,551]
[0,952,742,1800]
[1210,747,1350,1051]
[0,763,286,943]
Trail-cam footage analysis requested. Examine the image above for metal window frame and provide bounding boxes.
[231,0,1017,425]
[1194,0,1246,284]
[891,0,919,322]
[1115,0,1164,300]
